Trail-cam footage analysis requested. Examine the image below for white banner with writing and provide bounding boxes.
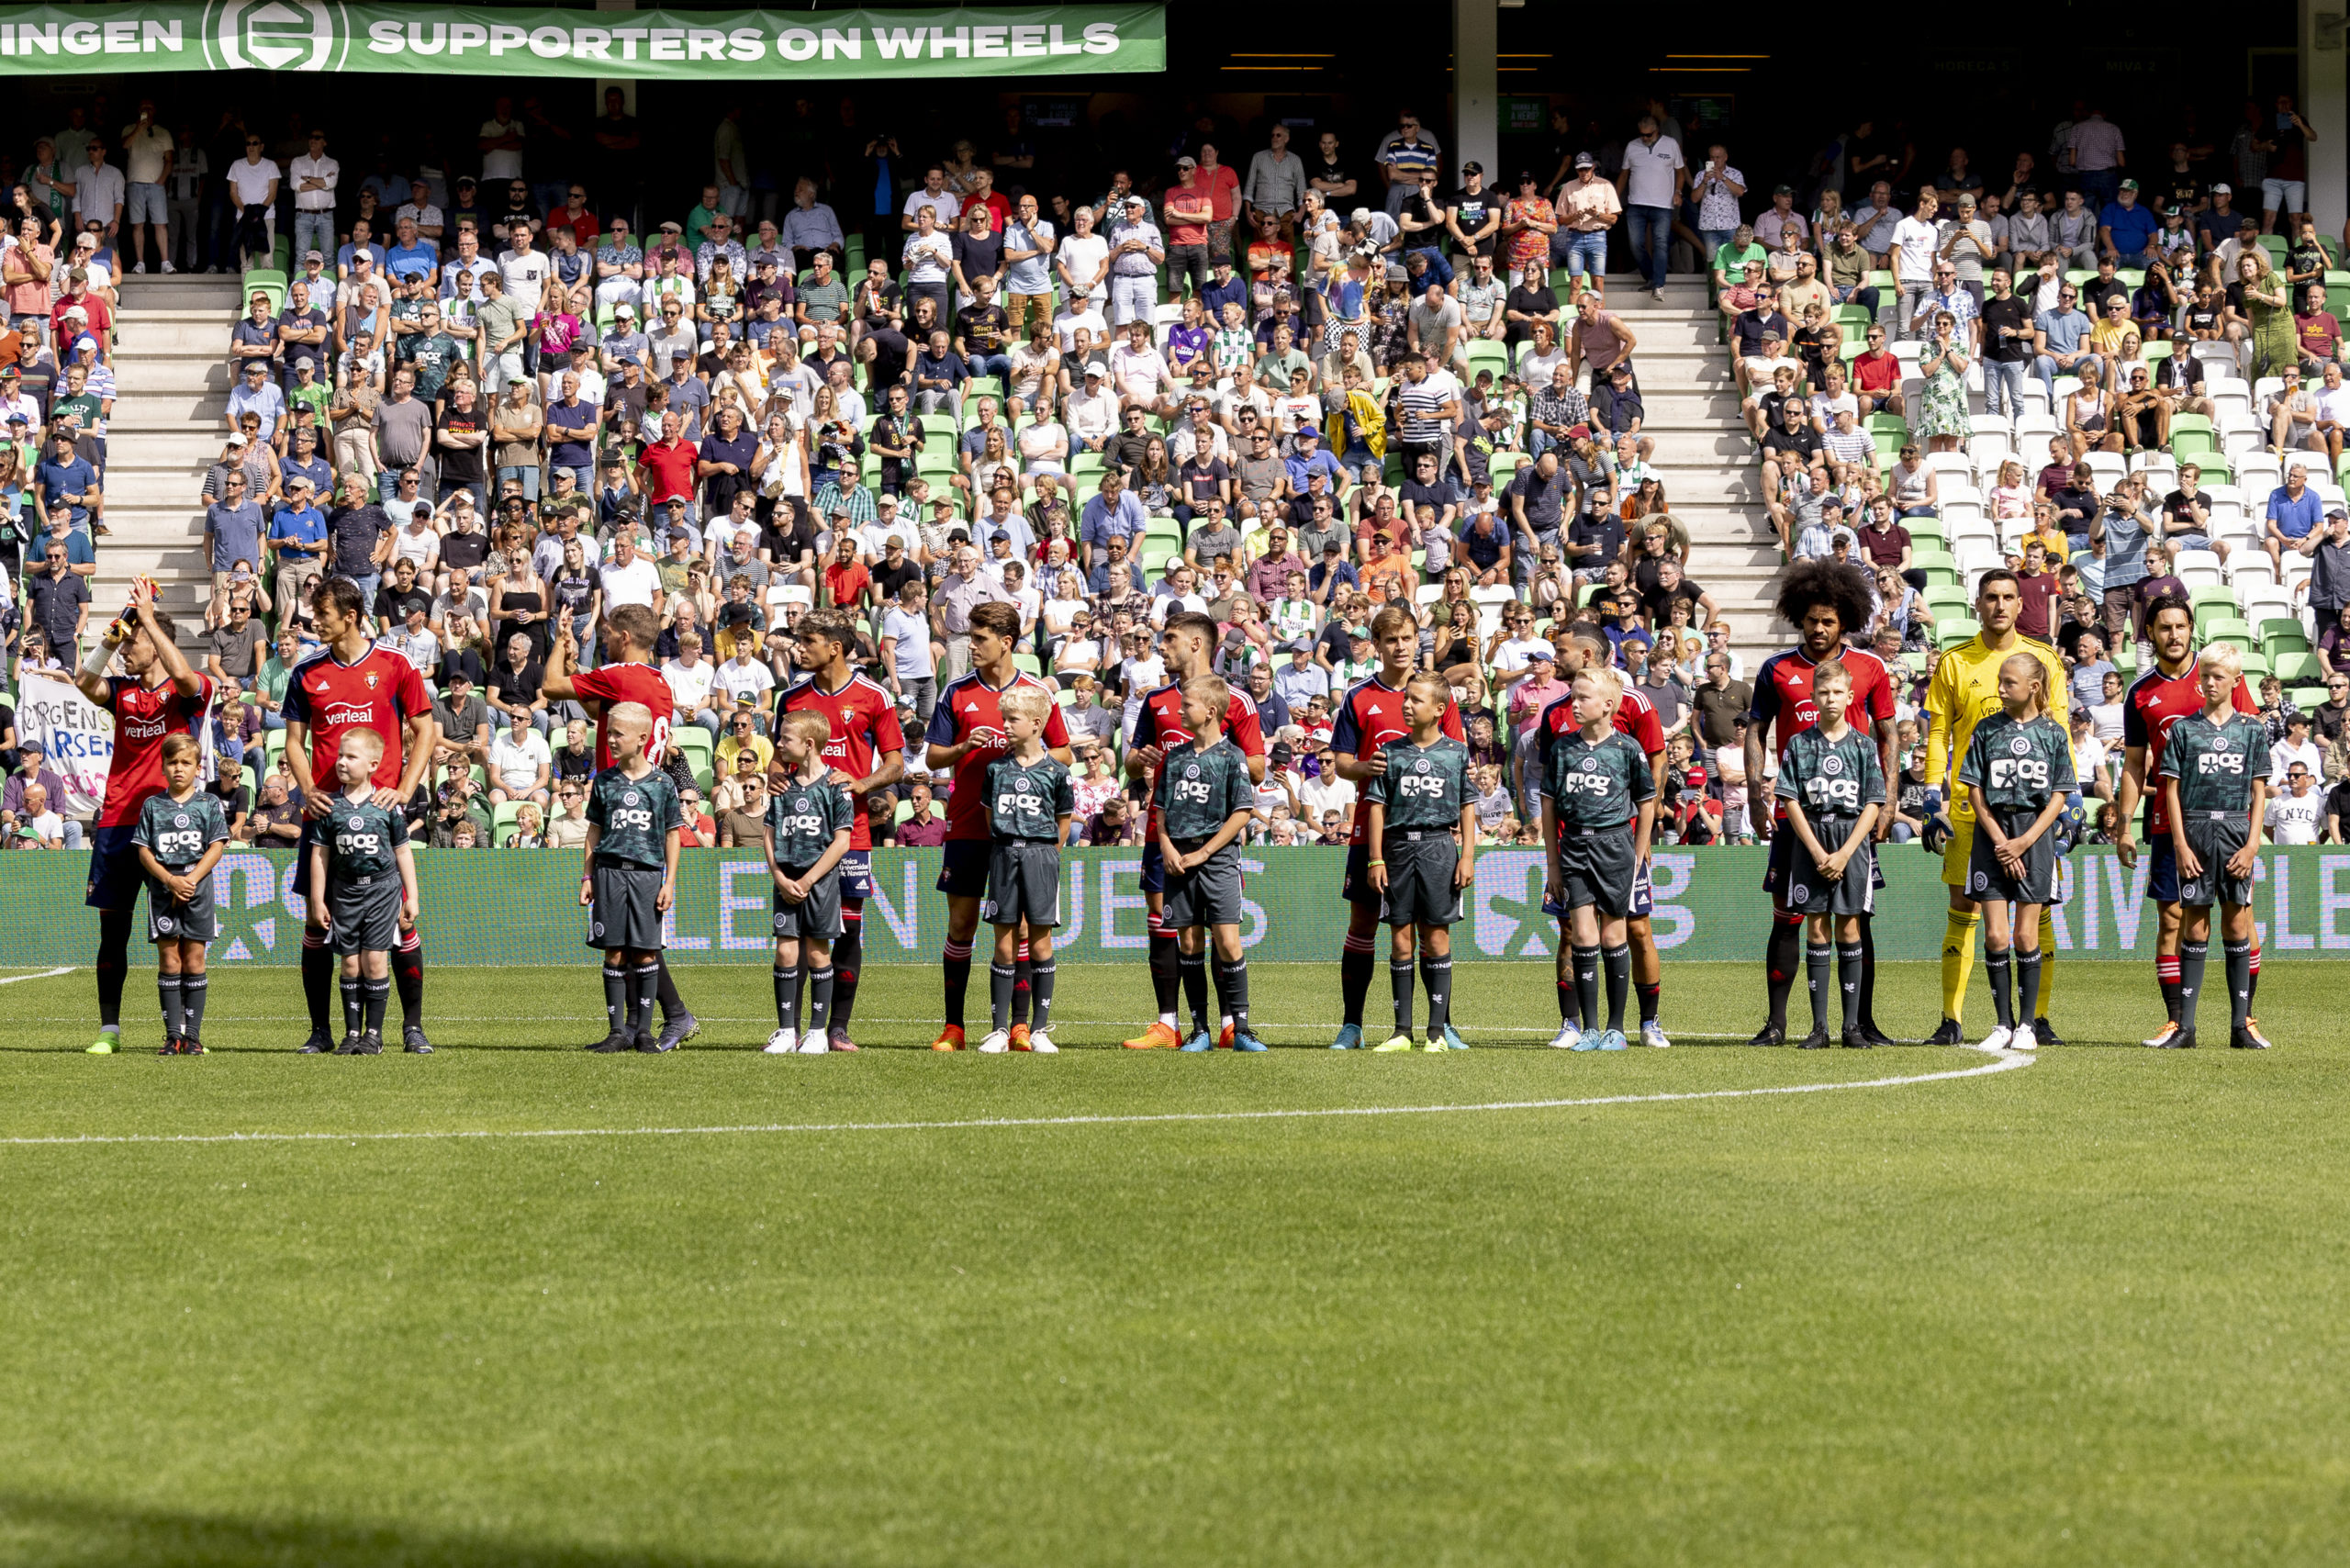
[17,669,113,815]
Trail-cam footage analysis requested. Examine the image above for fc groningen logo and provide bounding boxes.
[202,0,348,71]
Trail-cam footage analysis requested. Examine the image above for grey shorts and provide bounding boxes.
[328,876,403,955]
[1163,840,1244,930]
[982,839,1062,930]
[1380,832,1462,928]
[126,182,166,225]
[145,870,218,943]
[1785,833,1877,919]
[1965,809,2061,906]
[770,863,845,940]
[588,859,666,952]
[2177,813,2255,909]
[1558,826,1639,917]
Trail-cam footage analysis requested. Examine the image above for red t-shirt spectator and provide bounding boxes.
[897,809,949,846]
[1851,348,1898,395]
[822,557,871,609]
[637,436,699,504]
[2014,568,2062,639]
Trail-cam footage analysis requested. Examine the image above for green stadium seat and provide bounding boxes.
[2273,649,2322,684]
[2202,617,2255,651]
[1936,618,1980,648]
[2113,639,2138,674]
[2292,686,2329,712]
[241,268,287,315]
[671,727,714,787]
[2238,650,2270,680]
[490,801,530,844]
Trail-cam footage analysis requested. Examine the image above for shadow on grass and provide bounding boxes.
[0,1491,771,1567]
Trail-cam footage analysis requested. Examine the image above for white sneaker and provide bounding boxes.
[2141,1020,2181,1047]
[2008,1024,2038,1051]
[1548,1024,1583,1049]
[131,262,147,274]
[797,1032,828,1054]
[1978,1025,2014,1051]
[161,261,177,274]
[1640,1019,1672,1048]
[763,1027,798,1055]
[1026,1029,1058,1054]
[978,1029,1012,1054]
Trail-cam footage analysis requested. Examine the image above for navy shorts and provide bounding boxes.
[1139,838,1166,896]
[2146,834,2179,904]
[1340,840,1382,909]
[935,837,991,899]
[84,823,145,911]
[836,848,872,901]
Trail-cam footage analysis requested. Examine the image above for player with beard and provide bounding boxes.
[76,579,215,1054]
[281,577,437,1052]
[923,601,1072,1050]
[1328,605,1466,1048]
[2109,594,2264,1048]
[777,609,905,1052]
[543,601,703,1050]
[1530,632,1671,1047]
[1120,610,1267,1050]
[1742,561,1900,1047]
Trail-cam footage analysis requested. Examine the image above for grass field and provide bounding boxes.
[3,958,2346,1566]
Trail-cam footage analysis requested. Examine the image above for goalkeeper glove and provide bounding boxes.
[2049,796,2086,857]
[1919,789,1953,855]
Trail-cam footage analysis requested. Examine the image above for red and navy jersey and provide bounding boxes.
[1132,680,1267,837]
[778,672,907,851]
[923,669,1071,841]
[283,645,430,792]
[571,661,677,768]
[97,673,217,829]
[2123,658,2257,838]
[1331,675,1465,846]
[1748,644,1897,816]
[1534,687,1670,804]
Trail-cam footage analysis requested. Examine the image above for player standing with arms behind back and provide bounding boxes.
[923,601,1070,1051]
[2109,595,2262,1048]
[77,577,214,1055]
[778,610,905,1052]
[1919,570,2070,1044]
[1954,653,2077,1051]
[1122,611,1265,1050]
[2154,645,2274,1050]
[1327,606,1463,1049]
[543,602,701,1050]
[1362,673,1478,1052]
[279,577,436,1054]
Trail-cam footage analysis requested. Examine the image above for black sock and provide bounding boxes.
[773,964,800,1030]
[1390,958,1416,1036]
[1180,949,1211,1036]
[1422,954,1453,1039]
[604,964,629,1034]
[655,956,688,1024]
[1635,979,1660,1026]
[990,961,1016,1034]
[157,973,184,1039]
[392,933,423,1029]
[1149,928,1181,1020]
[1857,917,1879,1030]
[2178,938,2210,1031]
[943,939,973,1030]
[182,973,208,1038]
[1806,942,1833,1034]
[1030,959,1057,1031]
[342,973,364,1037]
[96,905,133,1029]
[2017,948,2043,1026]
[805,966,835,1039]
[303,935,335,1036]
[361,975,389,1036]
[2223,938,2253,1031]
[1837,942,1863,1035]
[1557,975,1580,1026]
[1215,958,1249,1034]
[1340,937,1375,1026]
[829,908,863,1036]
[1986,946,2013,1029]
[1603,944,1631,1033]
[1011,952,1033,1028]
[1765,913,1802,1030]
[632,962,660,1036]
[1572,945,1601,1032]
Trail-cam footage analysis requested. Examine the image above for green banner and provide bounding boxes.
[0,3,1162,77]
[7,846,2350,968]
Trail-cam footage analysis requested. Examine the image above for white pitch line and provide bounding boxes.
[0,967,72,986]
[0,1049,2031,1148]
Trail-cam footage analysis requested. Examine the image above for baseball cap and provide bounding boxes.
[2119,178,2140,192]
[1296,424,1320,441]
[304,249,324,263]
[1573,151,1596,169]
[226,432,247,447]
[1175,155,1197,170]
[1461,161,1483,176]
[2329,505,2348,520]
[2211,183,2233,195]
[1773,184,1795,196]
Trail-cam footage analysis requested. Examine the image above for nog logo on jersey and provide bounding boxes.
[334,815,383,857]
[995,774,1052,815]
[776,794,830,838]
[1169,761,1214,808]
[1396,756,1449,801]
[608,788,656,834]
[153,812,205,860]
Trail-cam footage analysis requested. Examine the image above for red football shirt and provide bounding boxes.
[2124,657,2257,839]
[923,669,1071,841]
[283,646,430,792]
[1131,681,1267,839]
[1330,675,1467,846]
[778,672,908,851]
[570,660,677,767]
[97,673,217,829]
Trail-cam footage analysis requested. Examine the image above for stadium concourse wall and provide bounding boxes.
[8,848,2350,967]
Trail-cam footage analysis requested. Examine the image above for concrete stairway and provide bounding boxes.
[1604,280,1782,651]
[104,272,238,644]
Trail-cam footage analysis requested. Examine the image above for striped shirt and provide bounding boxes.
[1396,368,1461,446]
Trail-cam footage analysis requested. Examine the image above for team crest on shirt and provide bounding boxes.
[347,816,363,830]
[794,796,810,812]
[623,790,642,806]
[2009,735,2030,756]
[1184,763,1200,779]
[1822,755,1842,777]
[1016,776,1032,790]
[1413,757,1429,774]
[365,671,380,688]
[173,812,189,827]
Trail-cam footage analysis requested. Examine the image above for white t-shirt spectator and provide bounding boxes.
[1891,214,1940,284]
[2270,737,2323,788]
[901,231,953,286]
[479,118,525,182]
[1619,137,1684,208]
[490,726,552,794]
[2268,786,2323,845]
[1490,634,1552,680]
[882,604,933,683]
[903,189,960,229]
[662,657,718,716]
[712,653,774,710]
[498,250,550,315]
[1057,230,1110,303]
[599,554,662,610]
[226,156,280,209]
[1300,770,1356,822]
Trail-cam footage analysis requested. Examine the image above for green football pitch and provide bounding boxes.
[2,958,2344,1566]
